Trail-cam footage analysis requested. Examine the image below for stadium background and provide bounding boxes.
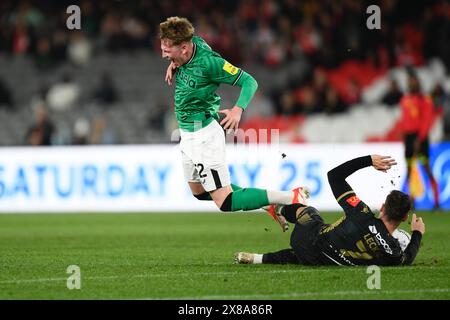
[0,0,448,212]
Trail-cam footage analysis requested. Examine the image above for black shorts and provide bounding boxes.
[404,133,429,159]
[290,206,328,265]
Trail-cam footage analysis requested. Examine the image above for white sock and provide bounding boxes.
[253,254,263,264]
[266,190,292,205]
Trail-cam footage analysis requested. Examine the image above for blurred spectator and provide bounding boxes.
[399,73,440,209]
[30,84,49,111]
[25,104,54,146]
[90,115,115,144]
[52,121,72,146]
[195,16,218,48]
[100,11,122,51]
[312,68,329,107]
[51,30,68,64]
[47,74,80,112]
[294,17,322,57]
[382,79,403,106]
[122,14,150,49]
[80,0,101,38]
[72,117,90,145]
[8,1,44,28]
[324,87,347,114]
[276,90,301,115]
[264,39,287,68]
[92,72,119,107]
[345,78,361,105]
[67,31,92,66]
[298,87,319,115]
[431,83,448,111]
[253,20,276,62]
[11,20,31,55]
[0,77,14,109]
[34,37,53,70]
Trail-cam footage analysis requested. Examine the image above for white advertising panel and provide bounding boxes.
[0,143,408,212]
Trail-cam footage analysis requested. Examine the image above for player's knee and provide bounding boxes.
[193,192,211,201]
[219,193,233,212]
[296,206,321,222]
[295,205,308,217]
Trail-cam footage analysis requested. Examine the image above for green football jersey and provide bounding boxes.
[174,36,244,132]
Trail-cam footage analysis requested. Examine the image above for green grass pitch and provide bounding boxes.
[0,211,449,300]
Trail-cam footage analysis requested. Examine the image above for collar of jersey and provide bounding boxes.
[185,43,197,65]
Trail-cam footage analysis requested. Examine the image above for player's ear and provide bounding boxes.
[380,203,385,214]
[181,42,188,54]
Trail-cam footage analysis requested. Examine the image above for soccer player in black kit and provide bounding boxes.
[235,155,426,266]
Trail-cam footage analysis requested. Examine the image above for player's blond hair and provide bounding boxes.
[159,17,194,45]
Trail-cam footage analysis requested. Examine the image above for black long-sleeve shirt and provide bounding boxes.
[315,156,422,266]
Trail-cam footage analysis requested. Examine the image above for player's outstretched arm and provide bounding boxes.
[327,155,373,200]
[328,155,396,200]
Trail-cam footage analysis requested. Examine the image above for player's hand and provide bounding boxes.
[165,62,177,85]
[411,213,426,234]
[218,106,243,131]
[371,155,397,172]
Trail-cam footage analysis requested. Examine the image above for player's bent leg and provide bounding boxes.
[234,249,299,264]
[189,182,211,200]
[212,186,310,212]
[190,183,244,201]
[209,185,233,209]
[262,249,300,264]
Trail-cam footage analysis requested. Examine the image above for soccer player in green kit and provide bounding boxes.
[159,17,308,230]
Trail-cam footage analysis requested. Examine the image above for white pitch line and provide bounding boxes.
[0,269,321,285]
[143,288,450,300]
[1,265,449,285]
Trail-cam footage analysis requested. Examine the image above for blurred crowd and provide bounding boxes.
[0,0,449,145]
[2,0,448,67]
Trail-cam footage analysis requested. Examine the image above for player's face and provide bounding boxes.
[161,39,183,67]
[408,76,420,93]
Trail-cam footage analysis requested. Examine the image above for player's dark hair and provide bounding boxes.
[159,16,194,45]
[384,190,412,222]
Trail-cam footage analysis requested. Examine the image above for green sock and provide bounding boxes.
[231,188,269,211]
